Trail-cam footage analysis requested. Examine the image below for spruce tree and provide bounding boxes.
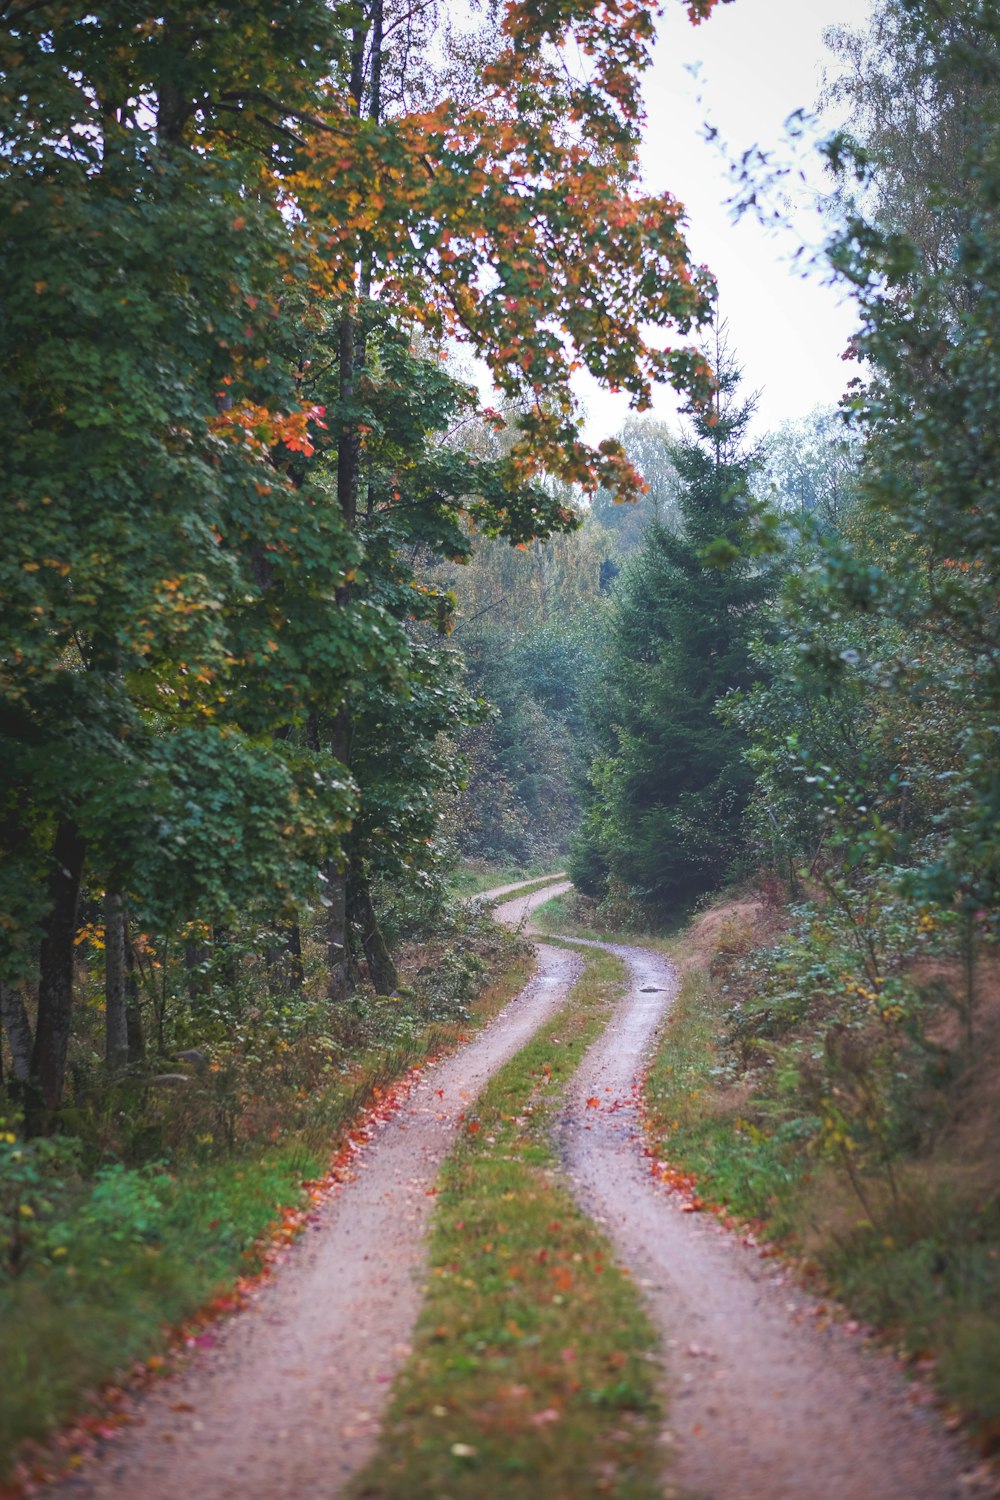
[572,346,773,909]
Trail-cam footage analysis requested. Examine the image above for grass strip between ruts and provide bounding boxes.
[349,944,664,1500]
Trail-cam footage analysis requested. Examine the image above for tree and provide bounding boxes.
[591,417,684,556]
[283,0,722,492]
[0,1,384,1110]
[571,346,776,909]
[817,0,1000,907]
[1,0,728,1108]
[757,408,860,528]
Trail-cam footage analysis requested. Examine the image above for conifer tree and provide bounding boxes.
[572,346,774,909]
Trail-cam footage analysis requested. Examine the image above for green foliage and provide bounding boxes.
[450,621,597,865]
[0,2,387,1020]
[427,501,611,867]
[0,1124,82,1279]
[818,0,1000,907]
[571,348,777,910]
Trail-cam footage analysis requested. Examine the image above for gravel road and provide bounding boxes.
[43,882,986,1499]
[555,933,980,1500]
[47,881,575,1500]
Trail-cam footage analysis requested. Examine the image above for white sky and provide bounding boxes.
[576,0,874,442]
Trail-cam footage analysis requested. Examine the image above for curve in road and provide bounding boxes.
[552,931,973,1500]
[46,879,576,1500]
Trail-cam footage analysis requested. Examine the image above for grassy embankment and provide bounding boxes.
[1,918,533,1483]
[528,888,680,951]
[637,887,1000,1444]
[350,943,665,1500]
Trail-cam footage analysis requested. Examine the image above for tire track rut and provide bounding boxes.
[47,882,574,1500]
[554,932,976,1500]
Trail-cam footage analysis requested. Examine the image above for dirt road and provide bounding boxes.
[556,934,975,1500]
[49,881,574,1500]
[46,881,982,1499]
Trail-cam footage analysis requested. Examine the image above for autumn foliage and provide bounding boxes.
[1,0,720,1110]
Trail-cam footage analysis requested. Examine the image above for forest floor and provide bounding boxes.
[38,878,987,1500]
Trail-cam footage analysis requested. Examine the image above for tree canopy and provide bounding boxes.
[1,0,724,1110]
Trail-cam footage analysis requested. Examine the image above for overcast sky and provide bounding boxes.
[576,0,874,442]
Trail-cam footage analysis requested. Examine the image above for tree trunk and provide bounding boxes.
[322,13,380,1009]
[324,856,350,1003]
[0,982,33,1083]
[30,819,86,1113]
[124,935,145,1064]
[285,921,305,992]
[350,868,397,995]
[325,707,352,1004]
[104,893,129,1069]
[267,923,305,995]
[212,925,239,987]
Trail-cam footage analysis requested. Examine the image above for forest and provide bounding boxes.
[1,0,999,1493]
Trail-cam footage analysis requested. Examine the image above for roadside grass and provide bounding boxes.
[529,891,680,953]
[0,949,535,1482]
[643,965,805,1234]
[2,1144,320,1478]
[476,874,571,905]
[449,862,559,899]
[350,946,665,1500]
[643,898,1000,1441]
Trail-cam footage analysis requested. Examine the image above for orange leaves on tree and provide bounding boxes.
[275,0,720,505]
[212,401,327,459]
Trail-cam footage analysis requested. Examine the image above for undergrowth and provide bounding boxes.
[529,888,680,951]
[0,917,533,1481]
[645,882,1000,1441]
[350,945,664,1500]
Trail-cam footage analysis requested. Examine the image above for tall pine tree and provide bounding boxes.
[572,346,774,910]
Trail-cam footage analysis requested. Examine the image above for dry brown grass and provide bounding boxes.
[668,887,791,994]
